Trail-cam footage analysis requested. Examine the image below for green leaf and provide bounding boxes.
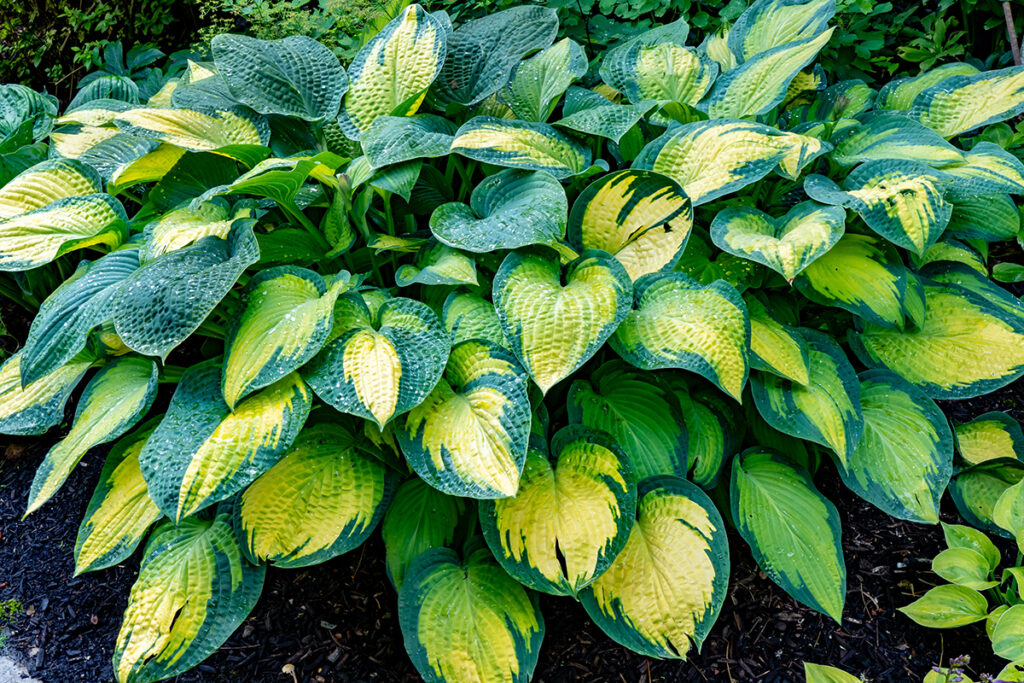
[554,87,649,143]
[441,291,506,348]
[932,547,998,590]
[804,662,862,683]
[0,350,94,436]
[877,62,979,111]
[397,339,531,498]
[501,38,587,122]
[946,194,1020,241]
[113,510,265,683]
[949,460,1024,536]
[236,421,397,568]
[580,475,729,659]
[941,142,1024,199]
[568,360,688,480]
[26,356,158,515]
[956,412,1024,466]
[731,450,845,622]
[479,425,636,596]
[494,249,631,394]
[994,606,1024,660]
[362,115,456,168]
[612,272,749,401]
[672,380,740,489]
[395,242,478,288]
[399,545,544,683]
[898,584,988,628]
[910,66,1024,138]
[830,112,964,167]
[567,169,692,282]
[382,479,465,590]
[141,200,237,260]
[140,361,311,521]
[304,293,451,427]
[430,169,567,252]
[451,116,592,179]
[752,330,862,466]
[745,295,811,385]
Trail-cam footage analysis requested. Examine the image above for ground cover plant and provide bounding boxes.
[3,0,1024,680]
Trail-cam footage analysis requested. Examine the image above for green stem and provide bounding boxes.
[282,201,331,252]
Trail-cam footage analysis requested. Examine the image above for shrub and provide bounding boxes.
[3,0,1024,681]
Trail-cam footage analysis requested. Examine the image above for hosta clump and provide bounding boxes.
[3,0,1024,679]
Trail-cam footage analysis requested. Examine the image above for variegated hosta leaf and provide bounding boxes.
[109,143,187,193]
[941,142,1024,199]
[632,120,797,206]
[399,545,544,683]
[876,62,979,111]
[114,107,267,152]
[451,116,592,179]
[602,26,717,107]
[851,282,1024,399]
[840,370,952,523]
[19,248,139,385]
[611,272,749,401]
[554,87,649,144]
[946,194,1020,242]
[142,200,236,260]
[804,160,951,257]
[705,29,834,119]
[727,0,835,61]
[0,350,94,436]
[673,382,740,489]
[442,291,506,347]
[236,422,397,567]
[480,425,636,596]
[915,237,986,275]
[956,412,1024,465]
[794,233,907,327]
[140,361,311,521]
[304,293,451,427]
[433,5,559,106]
[339,5,446,136]
[910,66,1024,138]
[580,475,729,659]
[430,169,567,253]
[745,295,810,385]
[829,112,965,167]
[924,262,1024,324]
[57,130,157,181]
[0,194,128,271]
[382,479,466,589]
[784,79,874,125]
[212,34,347,121]
[0,157,101,219]
[568,361,688,479]
[710,200,845,281]
[113,221,260,359]
[362,115,456,168]
[74,422,161,575]
[26,356,158,515]
[493,249,632,394]
[397,339,531,498]
[113,510,265,683]
[567,170,693,282]
[395,242,478,287]
[949,461,1024,536]
[501,38,587,122]
[731,450,845,622]
[222,267,352,408]
[598,19,690,96]
[751,330,863,466]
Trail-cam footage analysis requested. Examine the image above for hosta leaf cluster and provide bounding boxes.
[4,0,1024,680]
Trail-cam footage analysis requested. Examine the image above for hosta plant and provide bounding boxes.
[4,0,1024,680]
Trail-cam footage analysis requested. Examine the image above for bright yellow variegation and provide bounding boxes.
[941,142,1024,199]
[727,0,835,60]
[955,412,1024,465]
[910,65,1024,138]
[49,124,120,159]
[745,295,810,385]
[451,116,592,179]
[0,350,94,436]
[0,158,101,219]
[142,200,236,259]
[114,107,266,152]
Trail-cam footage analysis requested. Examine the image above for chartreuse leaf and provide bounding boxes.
[479,425,636,596]
[26,356,158,515]
[732,450,845,622]
[829,112,964,167]
[212,34,347,121]
[942,142,1024,199]
[0,350,94,436]
[0,194,128,271]
[433,5,558,106]
[876,62,979,110]
[942,522,1001,570]
[993,606,1024,660]
[670,379,740,489]
[949,461,1024,536]
[395,242,478,287]
[581,475,729,659]
[494,249,631,394]
[382,479,466,589]
[915,238,986,275]
[20,248,139,385]
[805,160,951,257]
[430,169,567,253]
[751,330,863,466]
[441,291,506,347]
[946,194,1020,242]
[838,370,952,524]
[114,108,267,151]
[451,117,591,179]
[74,422,161,575]
[399,545,544,683]
[997,662,1024,682]
[362,115,455,168]
[397,339,531,499]
[339,5,446,136]
[851,282,1024,399]
[142,200,237,260]
[140,361,311,522]
[804,663,861,683]
[711,201,844,281]
[727,0,834,60]
[0,158,101,219]
[222,267,352,408]
[501,38,587,122]
[568,361,687,480]
[612,273,749,401]
[567,170,693,282]
[956,412,1024,465]
[113,509,265,683]
[745,295,810,385]
[304,293,450,427]
[993,480,1024,547]
[899,584,989,628]
[113,221,260,359]
[236,421,397,568]
[599,20,696,101]
[910,66,1024,138]
[794,234,906,327]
